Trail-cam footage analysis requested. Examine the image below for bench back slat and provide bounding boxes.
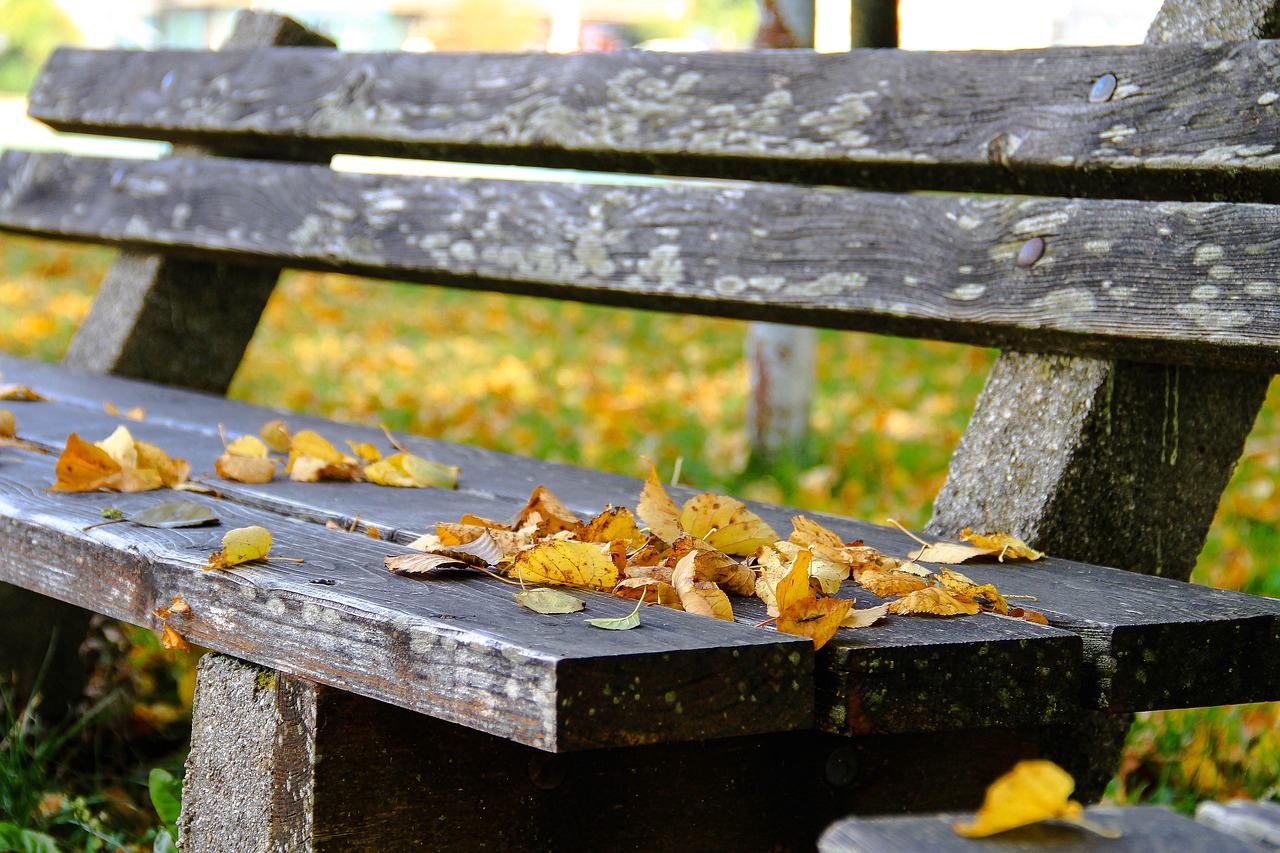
[4,149,1280,370]
[27,41,1280,201]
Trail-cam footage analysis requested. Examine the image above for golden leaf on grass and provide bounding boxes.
[514,588,586,614]
[208,526,272,570]
[888,586,982,617]
[679,493,778,557]
[50,433,123,493]
[510,540,619,590]
[953,760,1104,838]
[858,570,928,598]
[960,528,1045,562]
[841,602,890,629]
[364,452,459,488]
[672,551,734,621]
[579,506,646,547]
[260,419,292,453]
[636,459,684,542]
[0,384,46,401]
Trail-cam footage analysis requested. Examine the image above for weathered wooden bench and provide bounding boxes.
[2,3,1279,850]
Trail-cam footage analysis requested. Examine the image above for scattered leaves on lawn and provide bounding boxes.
[208,526,273,570]
[953,760,1118,838]
[515,587,586,614]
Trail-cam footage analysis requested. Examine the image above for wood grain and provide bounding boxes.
[7,153,1280,370]
[27,41,1280,201]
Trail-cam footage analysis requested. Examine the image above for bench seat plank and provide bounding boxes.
[3,355,1278,725]
[27,41,1280,201]
[6,153,1280,371]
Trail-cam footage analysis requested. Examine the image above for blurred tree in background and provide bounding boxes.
[0,0,79,93]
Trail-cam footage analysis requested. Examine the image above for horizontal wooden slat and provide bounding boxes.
[0,355,1083,737]
[4,355,1279,722]
[26,41,1280,200]
[6,152,1280,370]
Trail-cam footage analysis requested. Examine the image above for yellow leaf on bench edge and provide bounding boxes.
[953,760,1088,838]
[887,586,982,617]
[208,525,272,570]
[226,434,269,457]
[678,493,778,557]
[364,452,459,488]
[960,528,1045,561]
[510,540,619,590]
[216,453,278,484]
[636,459,683,542]
[672,551,734,621]
[49,433,123,493]
[0,409,14,438]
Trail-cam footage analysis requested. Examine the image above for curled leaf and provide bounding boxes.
[840,602,890,629]
[636,459,684,541]
[159,623,190,651]
[260,419,292,453]
[671,551,734,621]
[585,596,644,630]
[960,528,1045,561]
[888,586,982,617]
[364,452,459,489]
[50,433,123,492]
[515,588,586,614]
[208,526,272,570]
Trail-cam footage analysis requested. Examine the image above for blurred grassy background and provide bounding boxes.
[1,233,1277,813]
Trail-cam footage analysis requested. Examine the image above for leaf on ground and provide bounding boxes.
[579,505,646,546]
[585,596,644,630]
[670,536,755,595]
[510,540,619,590]
[512,485,580,535]
[260,419,292,453]
[364,452,459,488]
[514,587,586,614]
[678,492,778,557]
[778,595,852,650]
[840,602,890,629]
[960,528,1045,561]
[888,586,982,617]
[953,760,1116,838]
[386,552,478,574]
[858,570,929,598]
[672,551,734,621]
[50,433,123,492]
[226,434,269,457]
[208,525,272,569]
[0,384,47,401]
[216,453,278,484]
[614,577,682,609]
[909,541,995,564]
[636,459,684,541]
[1010,607,1050,625]
[130,500,219,529]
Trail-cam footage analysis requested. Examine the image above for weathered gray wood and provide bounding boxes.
[0,8,335,728]
[180,654,317,852]
[27,40,1280,201]
[927,0,1280,813]
[8,153,1280,371]
[1196,800,1280,849]
[819,807,1274,853]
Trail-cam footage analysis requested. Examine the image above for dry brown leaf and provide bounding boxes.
[50,433,123,493]
[509,540,619,590]
[289,456,361,483]
[953,761,1102,838]
[888,586,982,617]
[858,570,929,598]
[671,552,734,621]
[159,622,190,651]
[769,540,849,593]
[134,440,189,489]
[636,459,684,542]
[960,528,1045,561]
[614,577,682,609]
[436,522,528,561]
[153,594,191,620]
[1010,607,1050,625]
[670,536,755,596]
[778,595,851,650]
[936,568,1009,615]
[512,485,581,536]
[386,552,475,574]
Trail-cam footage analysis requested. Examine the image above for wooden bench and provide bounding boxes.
[1,3,1279,850]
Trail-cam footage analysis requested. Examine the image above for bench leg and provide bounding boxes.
[180,654,1123,852]
[0,583,92,715]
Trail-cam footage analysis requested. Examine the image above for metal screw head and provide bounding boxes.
[1090,73,1118,103]
[1017,236,1046,268]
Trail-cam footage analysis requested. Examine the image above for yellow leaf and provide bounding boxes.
[909,541,994,564]
[953,761,1086,838]
[95,425,138,469]
[287,430,349,471]
[289,455,360,482]
[215,453,278,484]
[960,528,1045,561]
[159,622,190,652]
[1010,607,1050,625]
[399,453,459,488]
[840,603,890,629]
[670,536,755,596]
[260,419,292,453]
[672,552,734,621]
[346,440,382,463]
[49,433,123,493]
[769,540,849,593]
[936,568,1009,615]
[513,485,581,536]
[0,409,14,439]
[386,552,475,574]
[778,595,851,651]
[208,526,272,569]
[888,586,982,617]
[774,548,813,615]
[126,406,146,421]
[678,493,778,557]
[0,384,46,401]
[858,570,928,598]
[510,540,619,590]
[614,577,682,609]
[579,506,646,547]
[134,440,189,489]
[226,435,269,457]
[364,452,458,488]
[636,459,683,542]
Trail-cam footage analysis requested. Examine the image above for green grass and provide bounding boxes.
[1,233,1277,818]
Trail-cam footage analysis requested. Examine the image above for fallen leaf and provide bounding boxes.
[514,588,586,614]
[290,455,361,483]
[153,594,191,619]
[512,485,581,535]
[130,501,218,529]
[364,452,459,488]
[778,595,851,650]
[953,760,1111,838]
[960,528,1045,561]
[614,577,682,609]
[133,440,189,489]
[386,552,475,573]
[159,623,190,651]
[636,459,684,542]
[678,493,778,557]
[768,540,849,593]
[216,453,277,484]
[208,526,272,570]
[510,540,619,590]
[858,570,928,598]
[579,506,646,546]
[0,409,12,438]
[1010,607,1050,625]
[840,602,890,629]
[50,433,123,492]
[226,435,269,457]
[888,586,982,617]
[936,568,1009,615]
[96,425,138,469]
[585,596,644,630]
[909,541,994,564]
[0,384,46,401]
[671,551,734,621]
[346,440,382,463]
[260,419,292,453]
[670,537,755,596]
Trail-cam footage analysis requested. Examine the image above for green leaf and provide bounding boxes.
[585,597,643,631]
[149,767,183,825]
[131,501,218,529]
[152,828,178,853]
[513,588,585,614]
[0,823,60,853]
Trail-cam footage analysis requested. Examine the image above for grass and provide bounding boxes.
[1,233,1277,829]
